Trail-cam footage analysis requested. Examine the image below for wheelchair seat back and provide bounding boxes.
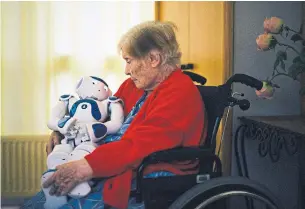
[197,85,230,153]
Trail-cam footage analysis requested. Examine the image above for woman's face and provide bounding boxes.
[122,50,160,91]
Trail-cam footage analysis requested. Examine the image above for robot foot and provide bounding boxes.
[41,169,68,209]
[68,181,91,199]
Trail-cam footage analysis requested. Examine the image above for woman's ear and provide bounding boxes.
[148,50,161,68]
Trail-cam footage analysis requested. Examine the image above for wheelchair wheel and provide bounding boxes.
[168,176,284,209]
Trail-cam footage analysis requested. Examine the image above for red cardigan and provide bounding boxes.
[85,69,206,208]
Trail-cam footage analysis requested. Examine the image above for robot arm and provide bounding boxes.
[47,95,78,132]
[47,100,67,131]
[104,99,124,134]
[86,97,124,143]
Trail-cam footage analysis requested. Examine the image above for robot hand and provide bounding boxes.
[75,124,91,144]
[57,117,77,135]
[66,123,80,139]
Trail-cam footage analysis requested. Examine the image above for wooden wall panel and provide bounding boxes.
[158,1,190,63]
[189,2,225,86]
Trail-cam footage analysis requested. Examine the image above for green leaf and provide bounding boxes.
[274,57,280,70]
[276,50,287,60]
[288,62,304,80]
[300,63,305,71]
[291,34,304,42]
[280,60,286,71]
[299,86,305,95]
[293,56,302,63]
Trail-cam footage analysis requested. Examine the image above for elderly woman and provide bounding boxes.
[22,21,206,209]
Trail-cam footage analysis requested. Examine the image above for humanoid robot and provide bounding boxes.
[42,76,124,209]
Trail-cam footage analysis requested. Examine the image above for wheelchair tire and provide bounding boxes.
[168,176,284,209]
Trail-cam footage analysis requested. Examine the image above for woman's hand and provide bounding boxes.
[46,131,64,155]
[42,159,94,196]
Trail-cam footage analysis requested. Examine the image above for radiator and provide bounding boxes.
[1,135,49,197]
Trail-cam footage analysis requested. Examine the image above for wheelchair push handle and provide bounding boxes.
[226,74,263,91]
[183,71,207,85]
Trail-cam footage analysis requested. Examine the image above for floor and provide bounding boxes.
[1,197,25,209]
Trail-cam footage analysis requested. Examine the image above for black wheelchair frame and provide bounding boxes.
[130,73,284,209]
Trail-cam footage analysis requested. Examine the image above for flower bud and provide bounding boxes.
[264,17,284,34]
[255,81,275,99]
[256,33,277,51]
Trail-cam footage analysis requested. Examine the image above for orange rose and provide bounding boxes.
[264,17,284,34]
[255,81,275,99]
[256,33,277,51]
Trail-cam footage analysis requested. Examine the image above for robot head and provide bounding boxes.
[75,76,112,101]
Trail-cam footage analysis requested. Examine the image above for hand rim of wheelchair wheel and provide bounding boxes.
[193,190,277,209]
[168,176,284,209]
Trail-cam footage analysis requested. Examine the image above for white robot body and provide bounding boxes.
[71,99,108,123]
[43,76,124,208]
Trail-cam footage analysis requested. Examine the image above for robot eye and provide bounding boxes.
[104,86,108,91]
[92,82,96,85]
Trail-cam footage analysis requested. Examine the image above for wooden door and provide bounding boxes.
[157,2,190,64]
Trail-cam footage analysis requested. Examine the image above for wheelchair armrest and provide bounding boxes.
[137,146,221,178]
[133,147,222,202]
[141,146,214,164]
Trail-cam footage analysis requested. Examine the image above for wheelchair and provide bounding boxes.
[130,72,284,209]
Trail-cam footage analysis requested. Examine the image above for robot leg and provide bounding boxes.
[66,142,96,198]
[41,144,73,208]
